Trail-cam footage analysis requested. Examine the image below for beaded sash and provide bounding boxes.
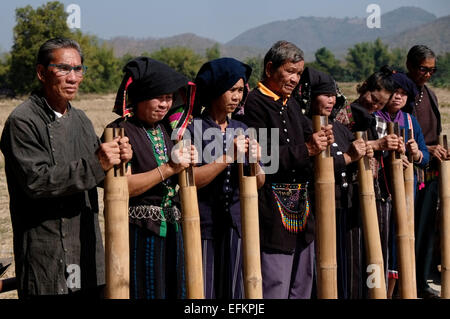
[271,183,310,233]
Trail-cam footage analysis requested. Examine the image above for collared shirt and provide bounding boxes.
[0,92,106,297]
[258,81,290,106]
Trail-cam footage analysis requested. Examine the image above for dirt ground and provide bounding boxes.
[0,85,449,299]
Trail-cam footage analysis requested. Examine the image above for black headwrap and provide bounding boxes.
[293,67,347,119]
[193,57,252,116]
[113,57,189,117]
[390,71,419,114]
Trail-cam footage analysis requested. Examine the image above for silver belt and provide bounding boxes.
[129,205,181,224]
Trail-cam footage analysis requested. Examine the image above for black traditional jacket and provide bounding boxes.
[0,92,106,297]
[239,86,315,254]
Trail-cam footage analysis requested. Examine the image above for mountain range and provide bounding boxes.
[107,6,450,61]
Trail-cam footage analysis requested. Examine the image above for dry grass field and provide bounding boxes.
[0,84,449,299]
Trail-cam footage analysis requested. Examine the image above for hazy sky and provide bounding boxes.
[1,0,449,52]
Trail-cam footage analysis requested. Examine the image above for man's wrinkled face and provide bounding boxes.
[408,58,436,87]
[265,60,304,97]
[37,48,83,102]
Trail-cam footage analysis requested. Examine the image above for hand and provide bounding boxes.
[378,134,400,151]
[401,154,410,170]
[407,138,419,157]
[306,131,328,156]
[365,141,374,159]
[169,144,198,173]
[118,136,133,164]
[234,135,248,163]
[347,138,366,162]
[249,138,261,163]
[96,137,121,171]
[397,136,406,155]
[323,124,334,146]
[428,144,449,162]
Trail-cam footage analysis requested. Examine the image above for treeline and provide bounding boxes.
[0,1,448,97]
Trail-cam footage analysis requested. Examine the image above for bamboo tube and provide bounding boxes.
[238,129,263,299]
[403,129,417,297]
[313,115,337,299]
[104,127,130,299]
[387,122,415,299]
[355,131,387,299]
[439,135,450,298]
[179,139,204,299]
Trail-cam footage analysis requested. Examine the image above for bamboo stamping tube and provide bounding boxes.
[104,127,130,299]
[178,140,204,299]
[439,135,450,298]
[313,115,337,299]
[238,130,263,299]
[355,131,387,299]
[403,129,417,297]
[387,123,415,299]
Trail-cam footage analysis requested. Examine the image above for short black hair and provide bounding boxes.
[406,45,435,68]
[262,40,304,80]
[36,37,84,66]
[357,65,397,95]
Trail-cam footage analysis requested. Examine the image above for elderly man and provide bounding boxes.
[406,45,449,299]
[0,38,132,298]
[239,40,333,299]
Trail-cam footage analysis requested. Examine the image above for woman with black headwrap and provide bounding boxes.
[186,57,265,299]
[308,71,373,298]
[106,57,196,299]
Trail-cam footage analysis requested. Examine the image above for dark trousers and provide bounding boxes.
[415,179,439,290]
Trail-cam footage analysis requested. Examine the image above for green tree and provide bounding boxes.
[205,44,221,61]
[150,46,205,80]
[430,52,450,88]
[389,48,407,72]
[244,55,263,89]
[0,53,11,87]
[346,42,376,81]
[9,1,72,94]
[72,31,122,93]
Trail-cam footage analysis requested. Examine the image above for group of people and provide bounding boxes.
[0,37,447,300]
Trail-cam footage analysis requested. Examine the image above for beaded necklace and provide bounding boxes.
[415,89,424,108]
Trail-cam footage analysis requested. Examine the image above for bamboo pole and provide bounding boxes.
[238,129,263,299]
[313,115,337,299]
[439,135,450,298]
[179,139,204,299]
[355,131,387,299]
[387,122,415,299]
[104,127,130,299]
[402,129,417,297]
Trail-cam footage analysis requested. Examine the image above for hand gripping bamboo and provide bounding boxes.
[178,139,204,299]
[104,127,130,299]
[355,131,387,299]
[387,122,415,299]
[402,129,417,297]
[237,128,263,299]
[439,135,450,298]
[313,115,337,299]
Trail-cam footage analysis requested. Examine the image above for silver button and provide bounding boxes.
[293,179,296,182]
[343,182,348,188]
[332,143,338,147]
[283,120,286,124]
[284,129,287,132]
[341,172,346,177]
[226,179,230,183]
[292,169,296,173]
[287,138,290,142]
[337,151,343,155]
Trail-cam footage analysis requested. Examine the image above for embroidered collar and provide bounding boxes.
[257,82,290,106]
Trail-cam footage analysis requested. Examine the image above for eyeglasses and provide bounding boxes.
[48,63,87,76]
[417,66,437,75]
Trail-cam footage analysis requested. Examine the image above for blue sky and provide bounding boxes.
[1,0,449,52]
